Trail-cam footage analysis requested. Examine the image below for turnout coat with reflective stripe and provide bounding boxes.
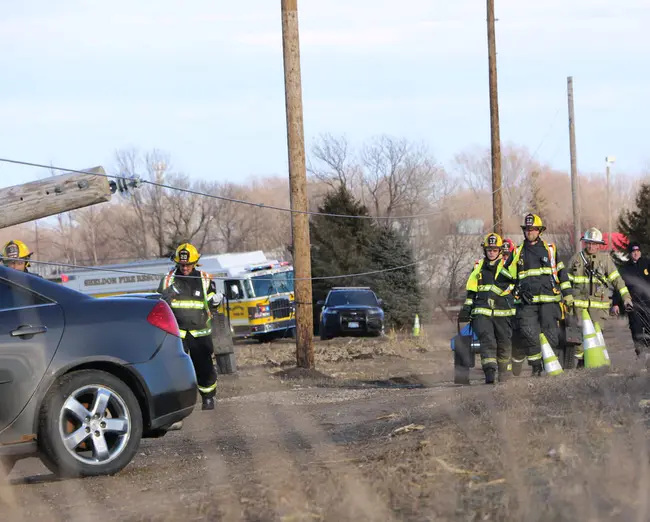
[158,269,216,338]
[567,249,630,310]
[505,239,572,303]
[464,258,516,317]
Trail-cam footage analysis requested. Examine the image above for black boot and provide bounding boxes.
[484,367,497,385]
[498,363,511,382]
[576,358,584,369]
[202,397,215,411]
[531,361,543,376]
[511,360,524,376]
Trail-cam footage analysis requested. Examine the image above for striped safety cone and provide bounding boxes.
[581,309,608,368]
[540,333,564,376]
[594,322,611,366]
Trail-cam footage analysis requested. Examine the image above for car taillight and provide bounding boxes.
[147,300,181,337]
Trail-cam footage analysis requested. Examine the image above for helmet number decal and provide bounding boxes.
[5,243,19,258]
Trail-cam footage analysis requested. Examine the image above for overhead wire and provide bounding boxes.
[0,134,550,285]
[2,255,430,282]
[0,156,503,221]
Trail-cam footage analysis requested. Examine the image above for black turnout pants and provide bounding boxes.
[514,303,561,362]
[628,302,650,355]
[472,315,512,372]
[183,333,218,398]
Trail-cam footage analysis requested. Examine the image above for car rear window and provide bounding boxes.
[0,280,51,310]
[326,291,378,307]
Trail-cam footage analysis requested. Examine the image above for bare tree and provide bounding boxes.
[73,204,120,265]
[114,148,151,259]
[112,148,219,259]
[161,174,218,255]
[145,150,174,257]
[308,134,361,192]
[453,143,541,226]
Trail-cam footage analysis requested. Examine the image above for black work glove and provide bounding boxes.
[160,285,179,303]
[458,306,472,323]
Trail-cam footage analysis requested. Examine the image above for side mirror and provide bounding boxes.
[317,300,325,306]
[377,298,384,307]
[230,285,240,297]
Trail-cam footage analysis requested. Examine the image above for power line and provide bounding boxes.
[3,255,429,282]
[0,156,503,221]
[530,105,562,161]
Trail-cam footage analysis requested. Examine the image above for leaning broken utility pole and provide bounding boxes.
[281,0,315,369]
[0,166,137,230]
[487,0,503,237]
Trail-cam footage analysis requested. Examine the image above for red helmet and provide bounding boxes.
[502,238,515,254]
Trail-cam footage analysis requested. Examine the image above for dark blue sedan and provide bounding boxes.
[0,265,197,478]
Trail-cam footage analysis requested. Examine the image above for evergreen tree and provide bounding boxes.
[618,183,650,252]
[368,225,421,328]
[309,185,421,331]
[310,185,376,302]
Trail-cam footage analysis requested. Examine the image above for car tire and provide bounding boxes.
[37,369,143,478]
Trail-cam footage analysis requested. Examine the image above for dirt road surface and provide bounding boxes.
[3,319,650,521]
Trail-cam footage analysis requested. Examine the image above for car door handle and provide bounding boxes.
[11,325,48,337]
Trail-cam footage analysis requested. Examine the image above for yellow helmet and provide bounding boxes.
[173,243,200,265]
[521,213,546,232]
[2,240,32,267]
[482,233,504,249]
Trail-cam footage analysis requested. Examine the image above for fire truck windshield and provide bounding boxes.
[248,271,294,298]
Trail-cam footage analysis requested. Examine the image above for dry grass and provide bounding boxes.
[235,331,435,367]
[4,322,649,521]
[357,371,650,522]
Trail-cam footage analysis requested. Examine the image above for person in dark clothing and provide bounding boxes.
[459,233,515,384]
[612,242,650,368]
[504,213,574,376]
[158,243,223,411]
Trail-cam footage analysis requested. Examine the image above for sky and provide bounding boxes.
[0,0,648,190]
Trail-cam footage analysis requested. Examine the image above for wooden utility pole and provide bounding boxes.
[0,167,114,230]
[281,0,314,369]
[487,0,503,237]
[605,156,615,251]
[567,76,581,253]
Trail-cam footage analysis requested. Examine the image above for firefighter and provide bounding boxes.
[568,228,632,367]
[1,240,34,273]
[459,233,515,384]
[612,242,650,368]
[504,213,574,376]
[502,237,524,369]
[502,238,516,262]
[158,243,223,411]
